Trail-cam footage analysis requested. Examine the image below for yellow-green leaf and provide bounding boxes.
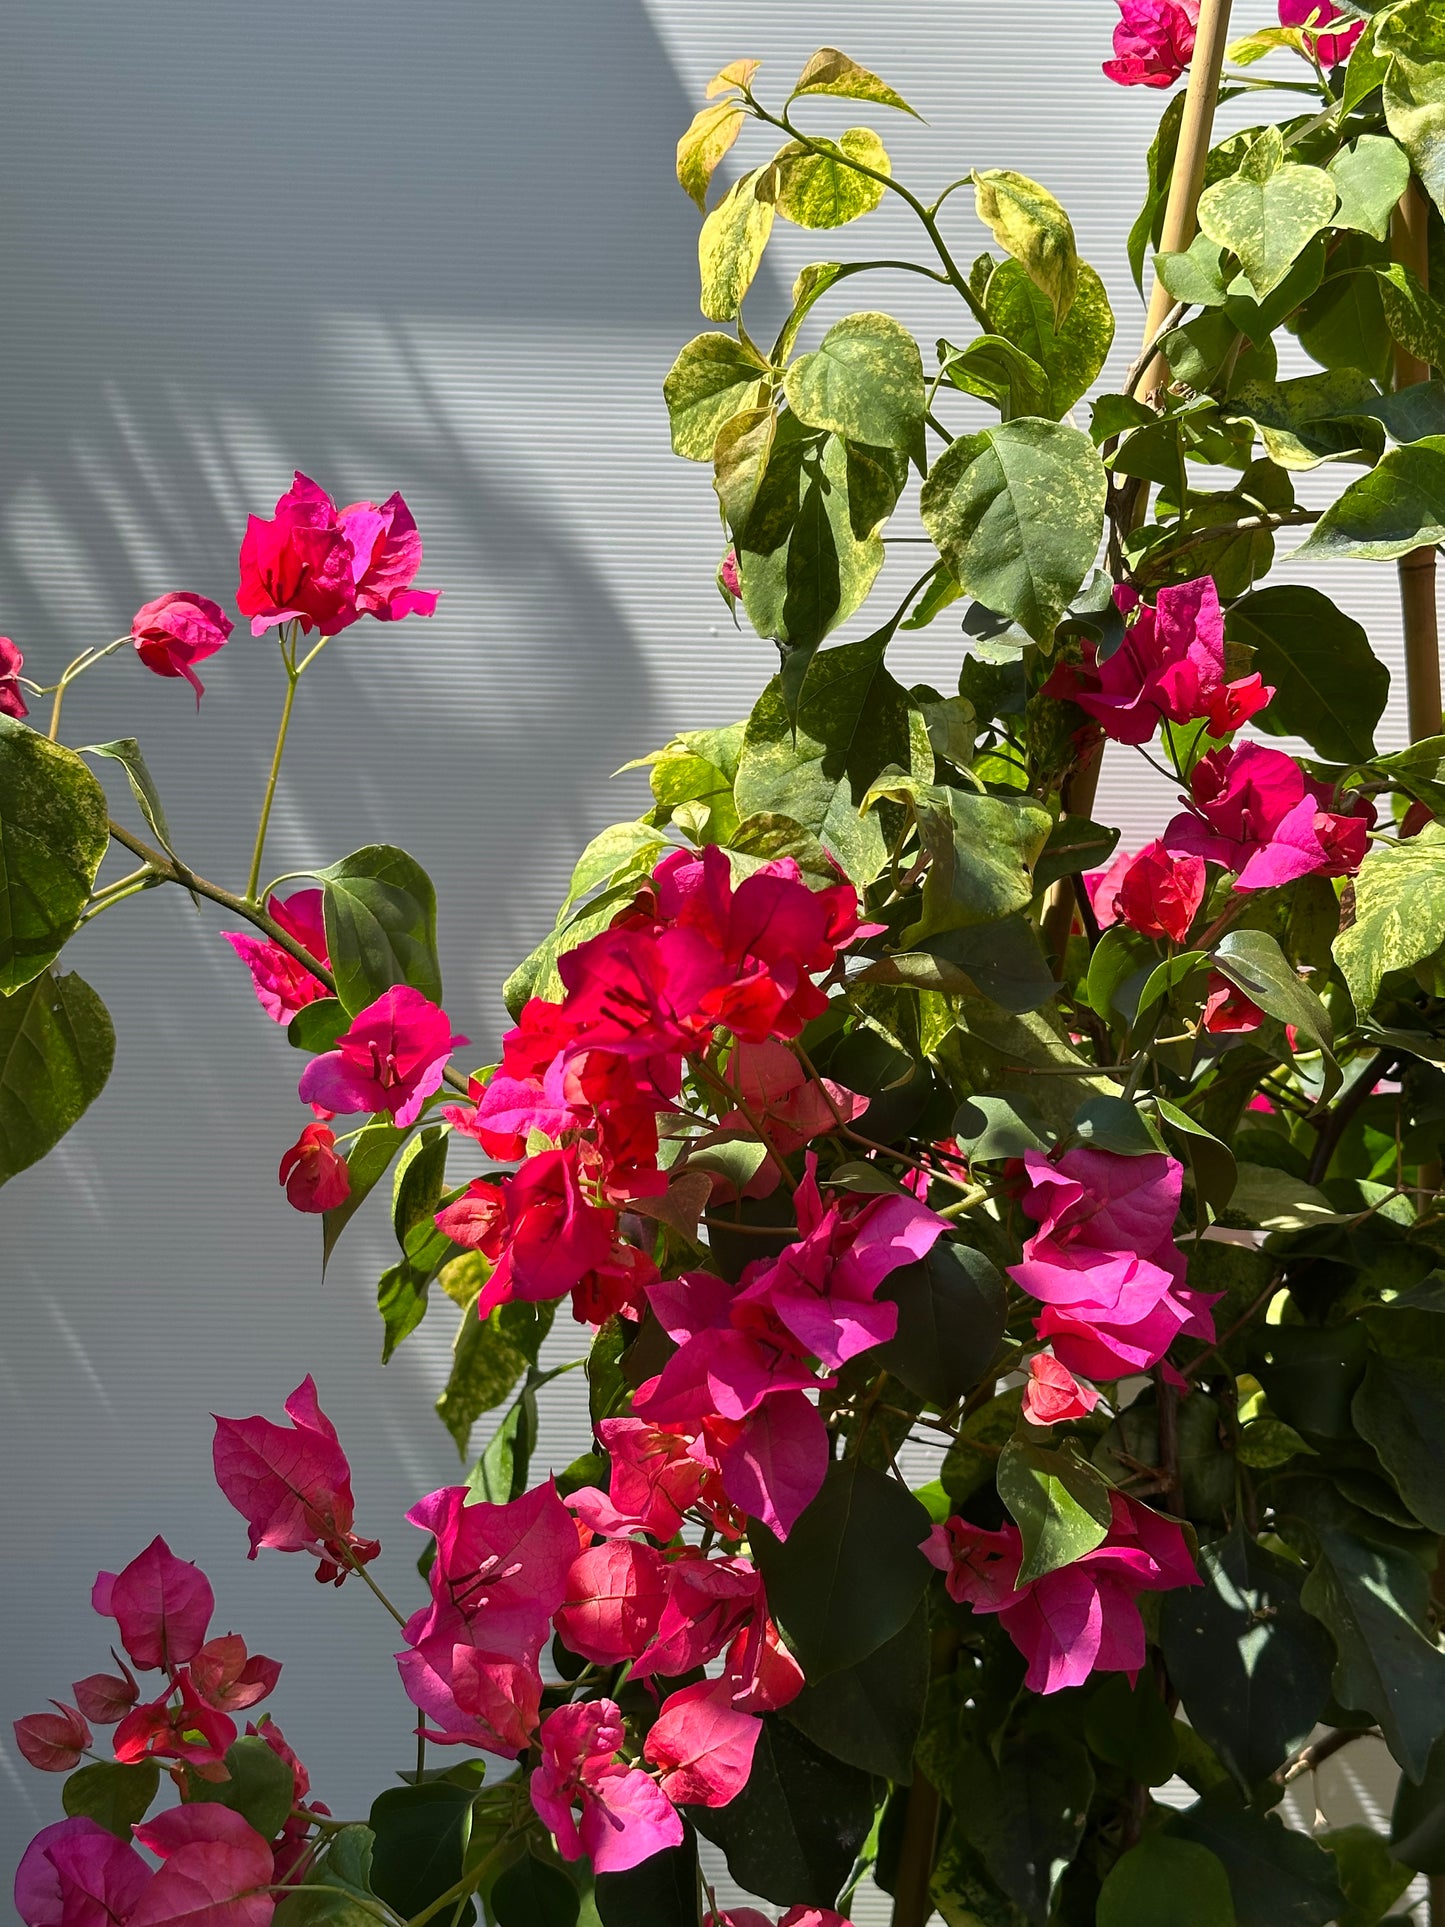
[706,58,760,100]
[663,331,770,460]
[1197,127,1337,298]
[1328,134,1410,243]
[772,129,890,230]
[1226,24,1306,66]
[1334,822,1445,1012]
[974,169,1079,326]
[698,169,775,321]
[676,100,746,211]
[1378,1,1445,221]
[790,46,920,118]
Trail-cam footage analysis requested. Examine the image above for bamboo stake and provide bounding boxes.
[1392,179,1442,743]
[1041,0,1234,967]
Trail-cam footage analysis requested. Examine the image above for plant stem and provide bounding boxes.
[889,1769,941,1927]
[339,1543,411,1630]
[247,632,301,903]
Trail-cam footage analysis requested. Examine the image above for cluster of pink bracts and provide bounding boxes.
[1104,0,1360,87]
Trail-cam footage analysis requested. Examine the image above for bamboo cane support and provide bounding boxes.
[1040,0,1234,968]
[1393,180,1442,744]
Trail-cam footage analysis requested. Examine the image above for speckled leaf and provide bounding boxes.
[920,418,1105,643]
[772,128,890,229]
[676,100,746,210]
[974,169,1079,326]
[1334,823,1445,1013]
[791,47,920,117]
[699,169,775,320]
[1295,436,1445,561]
[663,332,770,460]
[0,966,114,1187]
[1198,128,1337,299]
[783,311,925,467]
[0,717,110,993]
[1378,2,1445,221]
[1328,136,1410,243]
[1374,262,1445,371]
[984,260,1115,420]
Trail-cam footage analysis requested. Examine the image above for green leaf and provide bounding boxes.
[1097,1835,1237,1927]
[784,312,925,467]
[772,129,890,229]
[436,1300,530,1457]
[188,1734,296,1843]
[953,1093,1048,1163]
[985,260,1115,419]
[1073,1094,1164,1158]
[689,1714,874,1909]
[1226,367,1383,472]
[1230,1164,1344,1233]
[1297,435,1445,561]
[1154,1096,1237,1219]
[663,332,770,461]
[493,1850,581,1926]
[0,966,114,1187]
[62,1761,159,1840]
[919,419,1106,644]
[954,1725,1094,1925]
[699,169,775,320]
[731,419,903,655]
[1129,91,1186,292]
[1157,232,1231,309]
[910,915,1058,1015]
[1168,1804,1343,1927]
[1378,0,1445,223]
[81,738,188,877]
[676,99,746,212]
[1374,261,1445,368]
[1162,1522,1334,1791]
[1343,29,1391,116]
[938,334,1052,422]
[1084,1673,1179,1787]
[1212,929,1335,1068]
[1391,1735,1445,1872]
[784,1600,928,1781]
[318,844,442,1015]
[1320,1824,1413,1927]
[393,1125,448,1246]
[753,1458,932,1676]
[1224,585,1387,763]
[877,1240,1008,1407]
[594,1826,698,1925]
[1329,136,1411,243]
[1353,1351,1445,1531]
[273,1824,380,1926]
[884,780,1051,939]
[790,46,920,117]
[1197,127,1337,299]
[974,170,1079,327]
[1086,925,1158,1025]
[1034,818,1119,894]
[0,717,109,992]
[1335,823,1445,1012]
[997,1437,1113,1585]
[1292,237,1392,385]
[734,630,930,887]
[288,998,347,1053]
[368,1783,475,1924]
[1300,1525,1445,1781]
[321,1118,409,1270]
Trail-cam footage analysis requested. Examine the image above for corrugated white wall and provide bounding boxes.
[1,2,1420,1917]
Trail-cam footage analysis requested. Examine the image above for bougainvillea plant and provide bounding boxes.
[9,4,1445,1923]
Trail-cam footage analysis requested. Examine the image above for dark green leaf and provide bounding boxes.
[1212,929,1336,1089]
[1353,1351,1445,1531]
[288,998,348,1053]
[1097,1835,1236,1927]
[998,1437,1113,1585]
[1292,238,1392,384]
[785,1600,927,1781]
[938,334,1052,421]
[1391,1733,1445,1872]
[1033,817,1119,893]
[1297,436,1445,561]
[1167,1803,1343,1927]
[942,1388,1024,1505]
[1321,1824,1413,1927]
[62,1761,159,1839]
[877,1239,1008,1408]
[1225,586,1388,763]
[1162,1522,1334,1790]
[322,1119,409,1270]
[318,844,442,1014]
[954,1725,1094,1925]
[734,631,930,887]
[919,419,1106,644]
[1251,1323,1369,1436]
[187,1735,296,1843]
[436,1299,530,1458]
[595,1824,698,1925]
[493,1850,581,1926]
[1129,93,1185,293]
[985,260,1115,419]
[1073,1094,1165,1158]
[1300,1525,1445,1781]
[916,917,1058,1015]
[272,1824,379,1926]
[0,717,109,992]
[689,1714,873,1909]
[753,1458,932,1676]
[783,311,926,468]
[1084,1673,1178,1787]
[1085,925,1158,1024]
[1154,1097,1237,1219]
[953,1093,1048,1162]
[368,1782,475,1923]
[0,966,114,1187]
